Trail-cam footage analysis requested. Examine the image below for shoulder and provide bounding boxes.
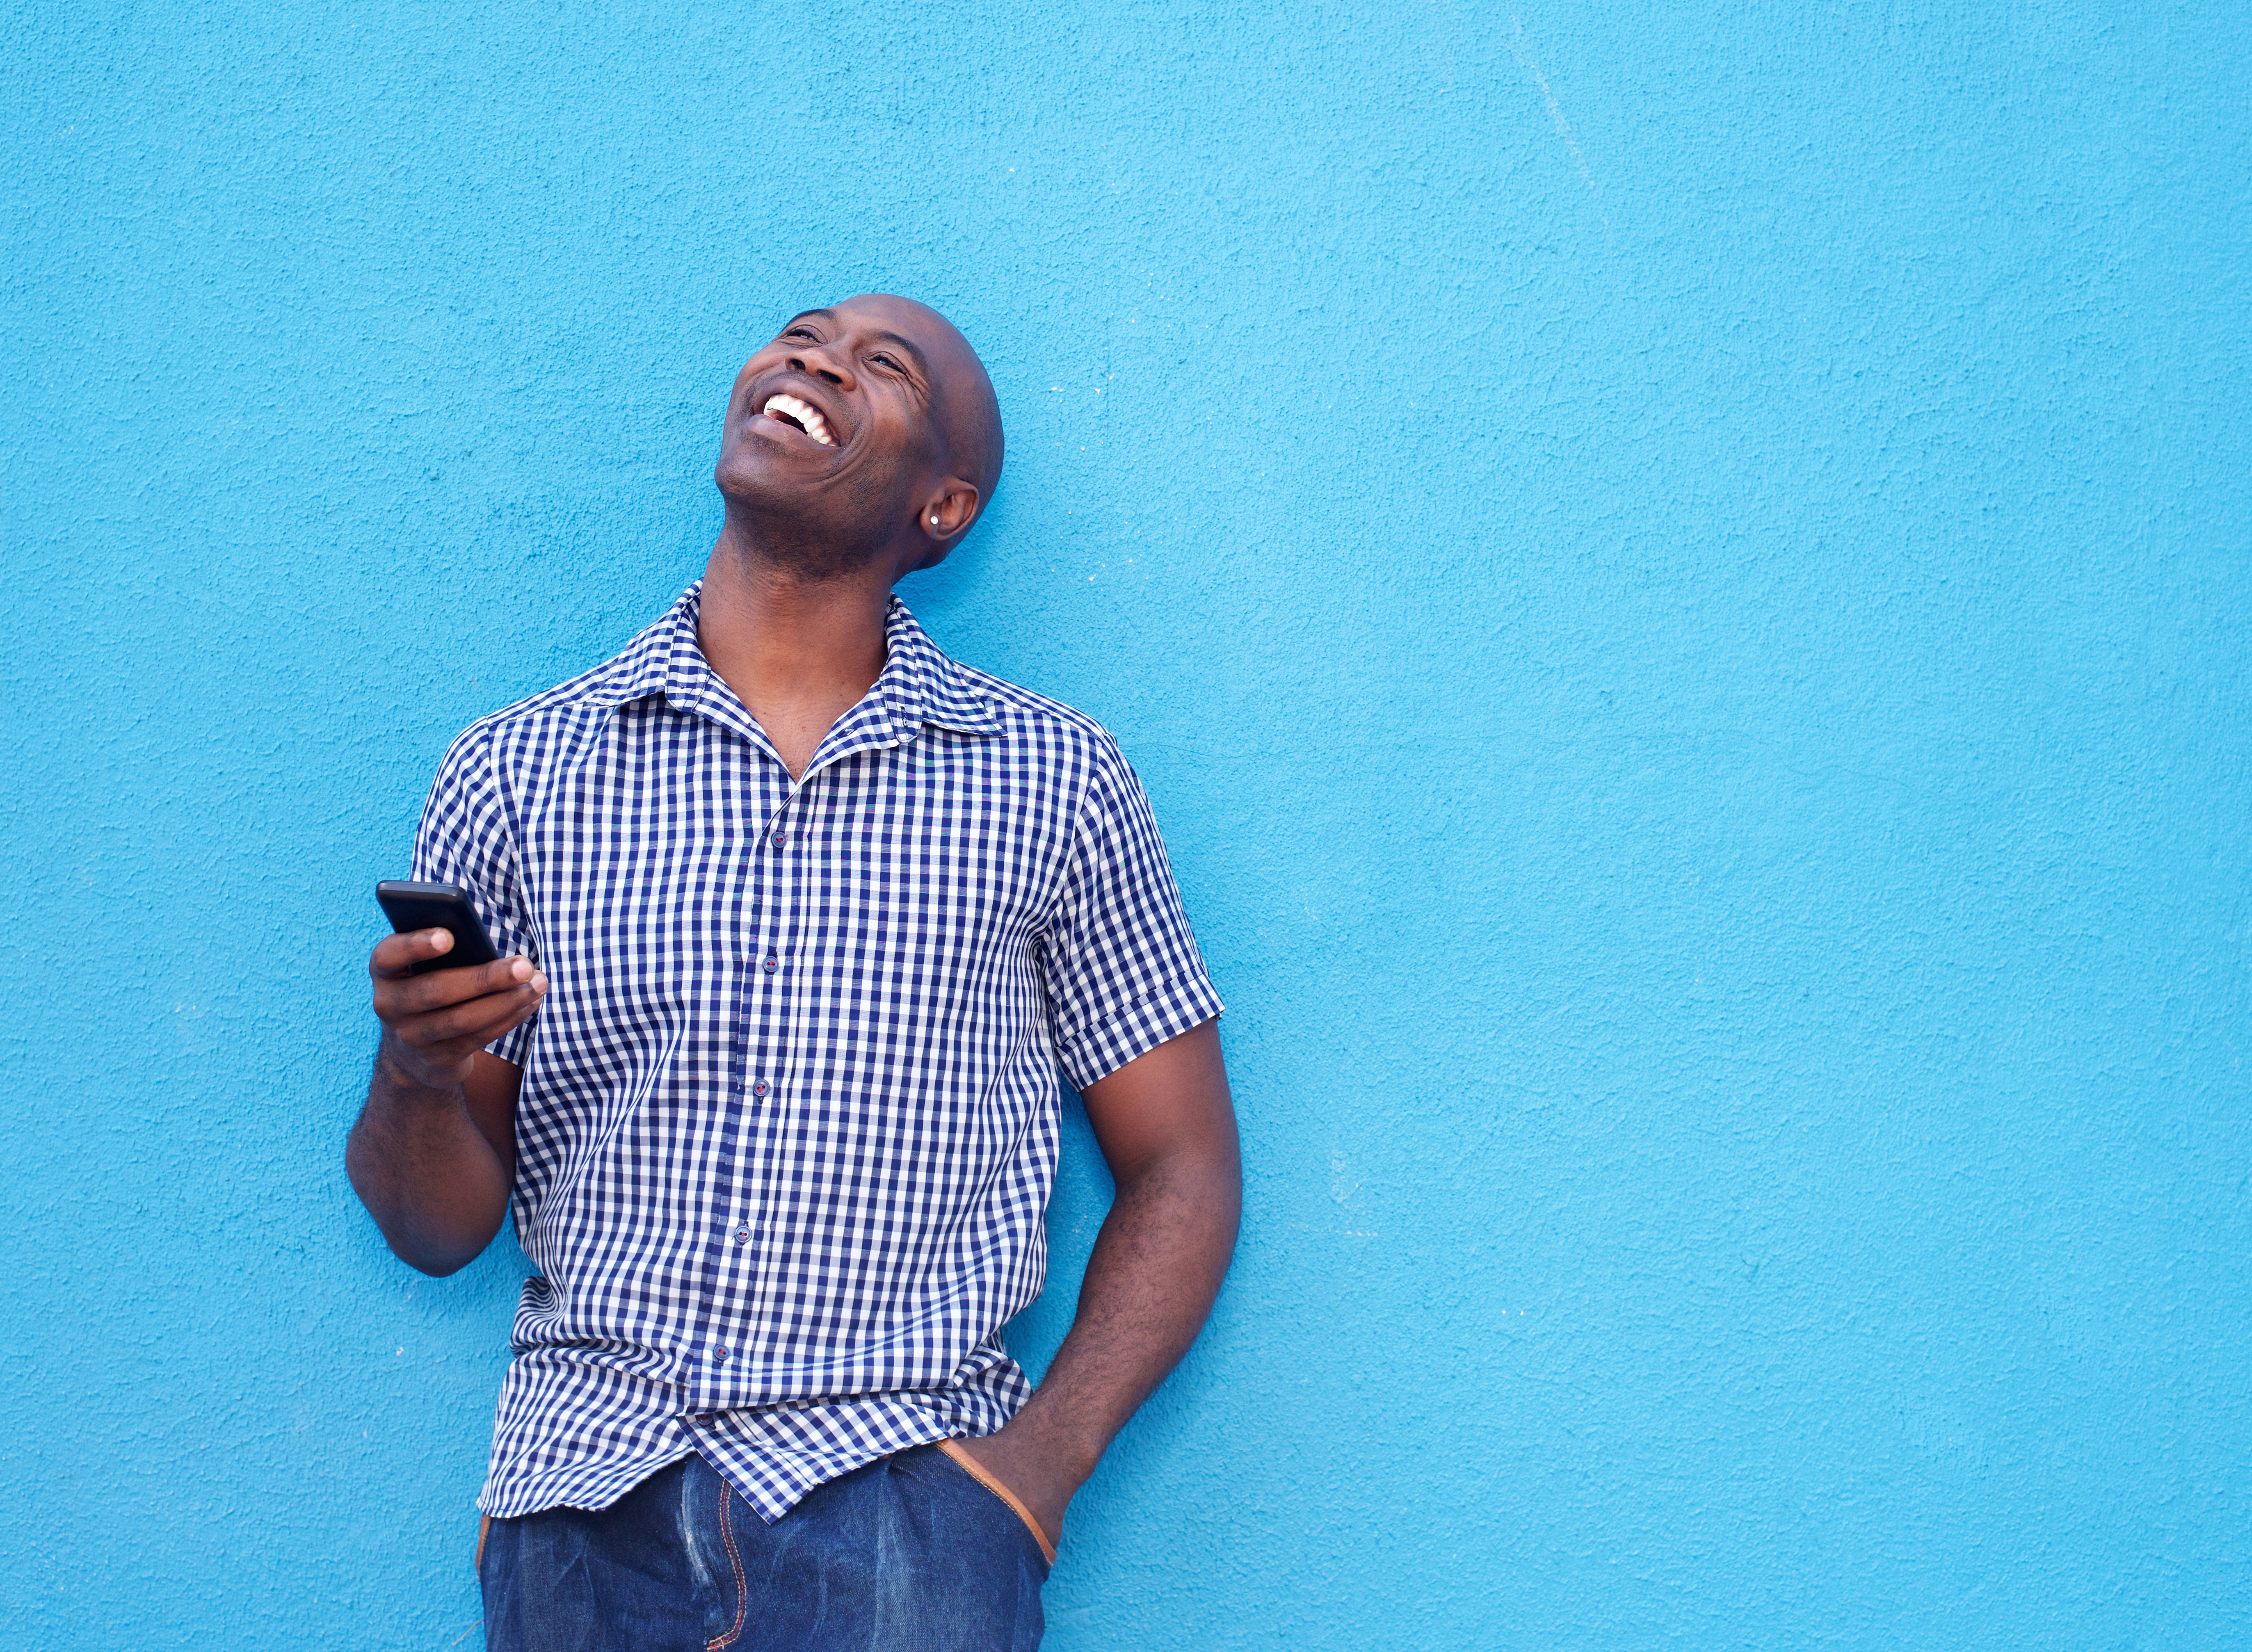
[427,607,671,787]
[937,662,1167,853]
[455,659,624,745]
[950,662,1121,755]
[946,661,1144,797]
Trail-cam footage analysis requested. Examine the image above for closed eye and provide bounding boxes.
[870,352,903,371]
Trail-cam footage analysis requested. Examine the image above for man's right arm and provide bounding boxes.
[345,928,546,1276]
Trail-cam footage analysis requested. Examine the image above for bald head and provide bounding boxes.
[835,293,1004,513]
[715,294,1006,582]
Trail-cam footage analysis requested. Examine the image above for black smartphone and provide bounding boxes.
[376,881,505,975]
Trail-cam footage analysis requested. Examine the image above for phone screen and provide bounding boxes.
[376,881,505,974]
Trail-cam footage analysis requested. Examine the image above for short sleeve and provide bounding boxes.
[409,721,541,1067]
[1037,736,1224,1091]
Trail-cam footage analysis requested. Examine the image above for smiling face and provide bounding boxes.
[714,294,1003,581]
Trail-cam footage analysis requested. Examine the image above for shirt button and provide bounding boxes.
[734,1229,751,1244]
[751,1080,768,1096]
[714,1347,729,1361]
[762,957,779,974]
[771,830,788,847]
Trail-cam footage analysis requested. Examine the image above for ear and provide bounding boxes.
[916,480,981,553]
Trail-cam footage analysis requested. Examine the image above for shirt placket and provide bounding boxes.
[678,639,917,1408]
[710,763,812,1394]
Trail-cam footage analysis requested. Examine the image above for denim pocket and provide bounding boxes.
[701,1469,749,1651]
[934,1439,1057,1567]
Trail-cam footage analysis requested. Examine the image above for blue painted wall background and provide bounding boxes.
[5,0,2247,1645]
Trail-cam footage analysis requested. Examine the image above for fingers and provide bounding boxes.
[377,952,542,1015]
[371,927,455,979]
[371,933,548,1077]
[406,981,545,1053]
[379,971,546,1036]
[376,974,546,1089]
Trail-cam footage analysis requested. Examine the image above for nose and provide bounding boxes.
[786,343,854,391]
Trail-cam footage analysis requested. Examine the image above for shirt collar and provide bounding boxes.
[596,583,1001,745]
[590,584,693,710]
[872,594,1003,740]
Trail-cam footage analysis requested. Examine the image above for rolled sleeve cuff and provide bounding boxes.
[488,1016,537,1068]
[1056,974,1225,1093]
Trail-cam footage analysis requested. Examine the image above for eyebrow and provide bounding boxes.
[867,331,930,375]
[782,312,931,377]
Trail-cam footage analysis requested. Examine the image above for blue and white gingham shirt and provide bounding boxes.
[411,583,1222,1522]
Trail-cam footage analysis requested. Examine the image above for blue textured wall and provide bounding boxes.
[5,1,2248,1646]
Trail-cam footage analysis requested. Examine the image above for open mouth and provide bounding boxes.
[760,393,837,447]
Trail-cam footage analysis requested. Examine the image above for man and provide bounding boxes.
[346,295,1239,1651]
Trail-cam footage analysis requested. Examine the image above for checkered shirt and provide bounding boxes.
[411,583,1222,1522]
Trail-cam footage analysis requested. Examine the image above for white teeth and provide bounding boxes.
[761,394,836,446]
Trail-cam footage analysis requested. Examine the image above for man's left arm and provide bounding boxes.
[953,1017,1239,1550]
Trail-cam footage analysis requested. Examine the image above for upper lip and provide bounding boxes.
[748,374,853,450]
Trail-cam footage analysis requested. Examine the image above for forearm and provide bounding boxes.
[1007,1145,1241,1478]
[345,1041,512,1276]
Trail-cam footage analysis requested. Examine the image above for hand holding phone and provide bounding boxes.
[370,881,545,1089]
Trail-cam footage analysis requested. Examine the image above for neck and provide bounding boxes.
[696,516,896,777]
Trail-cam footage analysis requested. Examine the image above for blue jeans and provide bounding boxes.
[478,1445,1050,1651]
